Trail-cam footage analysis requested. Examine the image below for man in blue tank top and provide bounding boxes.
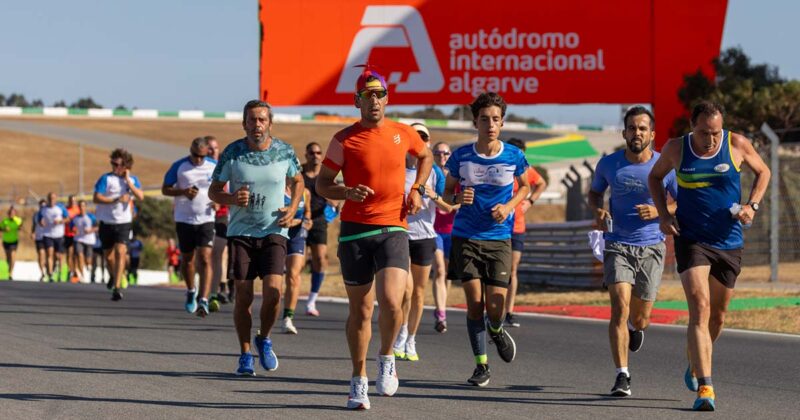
[648,101,770,412]
[589,106,677,398]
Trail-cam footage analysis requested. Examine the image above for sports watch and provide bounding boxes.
[749,201,760,212]
[412,183,426,195]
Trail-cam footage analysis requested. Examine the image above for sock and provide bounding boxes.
[283,308,295,319]
[627,319,636,331]
[219,283,227,293]
[466,316,487,360]
[475,354,488,365]
[311,271,325,293]
[616,367,630,377]
[407,334,416,345]
[188,288,196,294]
[434,309,446,321]
[698,377,713,387]
[394,324,408,349]
[307,292,319,307]
[488,317,503,333]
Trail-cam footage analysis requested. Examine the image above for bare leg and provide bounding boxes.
[608,283,632,369]
[407,263,432,335]
[345,282,376,377]
[506,250,522,314]
[181,252,196,291]
[112,243,127,289]
[376,267,408,355]
[284,255,305,313]
[197,247,213,299]
[233,280,255,353]
[259,274,283,337]
[681,265,713,378]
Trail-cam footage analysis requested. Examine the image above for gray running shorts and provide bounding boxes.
[603,241,665,302]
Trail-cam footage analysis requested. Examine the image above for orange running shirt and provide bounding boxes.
[323,120,425,227]
[512,167,542,234]
[65,205,80,237]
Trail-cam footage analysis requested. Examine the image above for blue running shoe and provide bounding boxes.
[684,365,699,392]
[254,335,279,371]
[196,298,210,317]
[692,385,715,411]
[185,289,198,314]
[236,353,255,376]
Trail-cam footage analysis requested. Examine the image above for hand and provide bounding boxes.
[491,203,512,224]
[235,185,250,207]
[119,193,131,204]
[737,205,756,225]
[519,199,532,214]
[184,186,199,200]
[594,208,611,231]
[407,190,422,215]
[458,187,474,205]
[635,204,659,221]
[659,215,680,236]
[344,184,374,202]
[277,207,294,227]
[301,218,313,230]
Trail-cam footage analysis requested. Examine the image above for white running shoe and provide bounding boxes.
[405,339,419,362]
[346,376,370,410]
[375,355,399,396]
[393,330,408,359]
[282,317,298,334]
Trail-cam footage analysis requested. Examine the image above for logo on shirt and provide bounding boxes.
[714,163,730,173]
[393,134,401,144]
[615,175,646,194]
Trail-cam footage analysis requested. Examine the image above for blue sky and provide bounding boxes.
[0,0,794,125]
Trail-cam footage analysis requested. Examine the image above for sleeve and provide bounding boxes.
[60,205,69,218]
[89,214,97,226]
[665,169,679,199]
[286,150,301,177]
[589,157,608,193]
[444,150,459,179]
[131,175,142,189]
[513,149,529,177]
[212,148,232,183]
[527,167,542,185]
[94,174,108,194]
[433,165,446,196]
[407,127,425,157]
[163,160,181,186]
[322,137,345,172]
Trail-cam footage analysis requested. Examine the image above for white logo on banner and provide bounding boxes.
[336,5,444,94]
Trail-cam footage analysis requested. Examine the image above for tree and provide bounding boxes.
[5,93,29,107]
[115,104,128,111]
[31,99,44,107]
[52,100,67,107]
[0,94,5,105]
[132,197,175,240]
[70,96,102,109]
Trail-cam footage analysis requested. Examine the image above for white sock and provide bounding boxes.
[627,320,636,331]
[616,367,630,377]
[307,292,319,306]
[188,288,196,294]
[407,334,416,345]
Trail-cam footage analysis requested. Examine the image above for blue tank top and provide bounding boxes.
[675,130,742,249]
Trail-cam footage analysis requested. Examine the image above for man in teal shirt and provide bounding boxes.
[209,100,304,376]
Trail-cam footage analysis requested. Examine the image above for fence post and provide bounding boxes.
[760,123,779,283]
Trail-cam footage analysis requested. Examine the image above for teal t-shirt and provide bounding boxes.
[212,137,301,239]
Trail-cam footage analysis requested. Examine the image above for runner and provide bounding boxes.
[316,67,433,410]
[504,138,548,327]
[1,206,23,281]
[392,123,455,362]
[93,148,144,301]
[281,185,312,334]
[431,141,458,333]
[40,192,69,282]
[63,195,80,281]
[165,238,181,284]
[648,101,770,411]
[71,200,98,283]
[588,106,677,397]
[127,234,143,286]
[301,141,334,316]
[162,136,217,316]
[32,199,47,281]
[208,99,304,376]
[206,136,232,307]
[443,92,530,387]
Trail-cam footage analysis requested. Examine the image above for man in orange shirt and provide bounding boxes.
[317,66,433,410]
[505,138,547,327]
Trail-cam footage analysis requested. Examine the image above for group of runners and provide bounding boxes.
[1,65,770,413]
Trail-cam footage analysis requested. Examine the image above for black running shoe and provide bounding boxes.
[467,364,491,387]
[629,328,644,352]
[611,372,631,396]
[106,279,114,290]
[504,313,521,328]
[111,289,123,301]
[217,293,229,305]
[488,327,516,363]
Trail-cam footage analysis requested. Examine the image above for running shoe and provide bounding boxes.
[185,290,198,314]
[434,319,447,333]
[121,275,128,289]
[254,334,279,371]
[346,376,370,410]
[217,293,229,304]
[305,304,320,317]
[111,288,123,301]
[106,279,113,289]
[629,328,644,352]
[488,327,517,363]
[196,298,210,317]
[282,317,298,334]
[208,297,220,313]
[693,385,716,411]
[405,339,419,362]
[467,364,491,387]
[392,334,407,360]
[684,365,699,392]
[610,373,631,397]
[504,313,521,328]
[236,353,255,376]
[375,355,399,396]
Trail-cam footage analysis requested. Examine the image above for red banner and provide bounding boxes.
[259,0,728,144]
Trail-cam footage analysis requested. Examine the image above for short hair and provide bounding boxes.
[470,92,507,119]
[691,100,725,125]
[78,200,87,206]
[203,135,217,143]
[623,106,655,129]
[507,137,525,152]
[38,199,46,206]
[242,100,273,124]
[306,142,321,152]
[191,136,210,150]
[432,141,449,151]
[110,148,134,169]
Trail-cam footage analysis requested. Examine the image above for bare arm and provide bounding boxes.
[733,133,771,224]
[528,177,547,202]
[648,138,682,235]
[492,172,530,224]
[162,184,193,199]
[208,180,238,206]
[278,173,305,227]
[407,146,434,215]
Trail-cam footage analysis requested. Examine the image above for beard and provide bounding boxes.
[627,139,649,154]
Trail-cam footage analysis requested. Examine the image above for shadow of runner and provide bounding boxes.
[58,347,350,361]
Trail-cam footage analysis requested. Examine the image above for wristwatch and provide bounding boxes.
[412,183,426,195]
[749,201,760,212]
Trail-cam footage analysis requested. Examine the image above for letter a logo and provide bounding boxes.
[336,5,444,93]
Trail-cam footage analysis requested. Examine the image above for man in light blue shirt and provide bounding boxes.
[589,106,677,398]
[209,100,304,377]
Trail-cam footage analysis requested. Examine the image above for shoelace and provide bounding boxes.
[351,380,368,398]
[379,358,395,376]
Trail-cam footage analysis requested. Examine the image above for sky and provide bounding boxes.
[0,0,795,126]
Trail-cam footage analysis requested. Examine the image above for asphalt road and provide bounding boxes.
[1,281,798,419]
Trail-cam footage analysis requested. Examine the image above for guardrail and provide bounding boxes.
[517,219,603,288]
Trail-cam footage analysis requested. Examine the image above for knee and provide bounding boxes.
[610,302,630,324]
[709,310,725,329]
[631,315,650,330]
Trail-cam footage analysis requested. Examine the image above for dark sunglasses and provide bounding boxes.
[308,150,323,155]
[191,152,208,159]
[357,89,388,100]
[110,161,124,167]
[433,151,451,156]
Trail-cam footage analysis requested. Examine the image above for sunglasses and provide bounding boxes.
[191,152,208,159]
[434,151,451,156]
[110,161,125,167]
[417,133,430,141]
[357,89,388,100]
[308,150,323,155]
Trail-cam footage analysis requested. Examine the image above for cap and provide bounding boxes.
[410,122,430,139]
[356,67,388,93]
